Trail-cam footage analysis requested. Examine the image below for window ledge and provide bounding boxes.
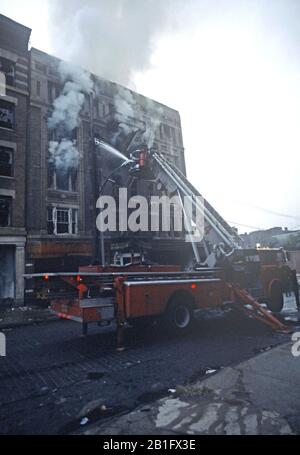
[47,234,79,238]
[48,189,78,194]
[0,126,15,132]
[0,175,14,180]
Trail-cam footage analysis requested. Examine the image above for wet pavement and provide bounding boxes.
[0,297,298,435]
[87,342,300,435]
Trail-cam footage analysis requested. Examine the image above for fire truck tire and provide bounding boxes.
[165,295,194,333]
[268,280,284,313]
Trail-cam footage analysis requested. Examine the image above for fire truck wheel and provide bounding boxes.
[165,296,194,333]
[268,280,284,313]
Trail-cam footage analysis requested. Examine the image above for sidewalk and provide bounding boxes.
[81,341,300,435]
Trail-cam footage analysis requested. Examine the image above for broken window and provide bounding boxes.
[0,100,14,129]
[48,164,78,192]
[47,207,78,235]
[55,168,70,192]
[0,197,11,227]
[0,57,15,87]
[48,129,78,191]
[0,146,13,177]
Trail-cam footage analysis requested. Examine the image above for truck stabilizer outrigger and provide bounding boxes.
[25,142,298,345]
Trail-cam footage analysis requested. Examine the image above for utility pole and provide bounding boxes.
[93,137,105,265]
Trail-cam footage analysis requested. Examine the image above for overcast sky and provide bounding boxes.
[2,0,300,233]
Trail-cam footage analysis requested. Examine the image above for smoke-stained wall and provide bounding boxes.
[26,46,186,269]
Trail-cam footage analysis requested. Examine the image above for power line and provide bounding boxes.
[228,220,263,230]
[234,201,300,220]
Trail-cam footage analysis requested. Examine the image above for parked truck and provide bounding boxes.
[25,144,299,341]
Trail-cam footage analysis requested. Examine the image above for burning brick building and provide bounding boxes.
[0,14,187,304]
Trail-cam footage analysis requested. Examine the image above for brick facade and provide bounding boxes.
[0,14,188,304]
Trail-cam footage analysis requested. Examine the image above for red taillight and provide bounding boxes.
[77,275,82,282]
[44,274,49,281]
[139,151,146,167]
[191,283,197,289]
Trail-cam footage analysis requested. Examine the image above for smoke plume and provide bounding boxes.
[48,61,94,169]
[112,86,165,150]
[49,0,180,87]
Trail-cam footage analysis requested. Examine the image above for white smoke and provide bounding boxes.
[113,86,165,149]
[49,0,181,87]
[48,61,94,169]
[49,139,79,170]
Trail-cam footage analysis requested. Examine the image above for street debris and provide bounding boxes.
[80,417,89,426]
[205,369,217,375]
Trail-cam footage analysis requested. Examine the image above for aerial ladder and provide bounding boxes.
[25,142,297,340]
[129,147,294,333]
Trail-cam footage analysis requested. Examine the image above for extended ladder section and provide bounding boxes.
[151,152,242,257]
[225,282,291,333]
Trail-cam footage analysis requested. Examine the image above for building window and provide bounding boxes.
[93,98,99,118]
[0,146,13,177]
[94,100,107,118]
[0,57,15,86]
[0,100,14,129]
[48,81,61,103]
[83,94,90,114]
[48,164,78,192]
[47,207,78,235]
[36,80,41,96]
[35,62,47,74]
[48,130,78,192]
[0,196,11,227]
[159,124,177,144]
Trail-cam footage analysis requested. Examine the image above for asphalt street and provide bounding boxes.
[0,306,294,435]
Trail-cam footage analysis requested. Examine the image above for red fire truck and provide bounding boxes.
[25,145,298,342]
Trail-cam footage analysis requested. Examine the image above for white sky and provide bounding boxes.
[2,1,300,233]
